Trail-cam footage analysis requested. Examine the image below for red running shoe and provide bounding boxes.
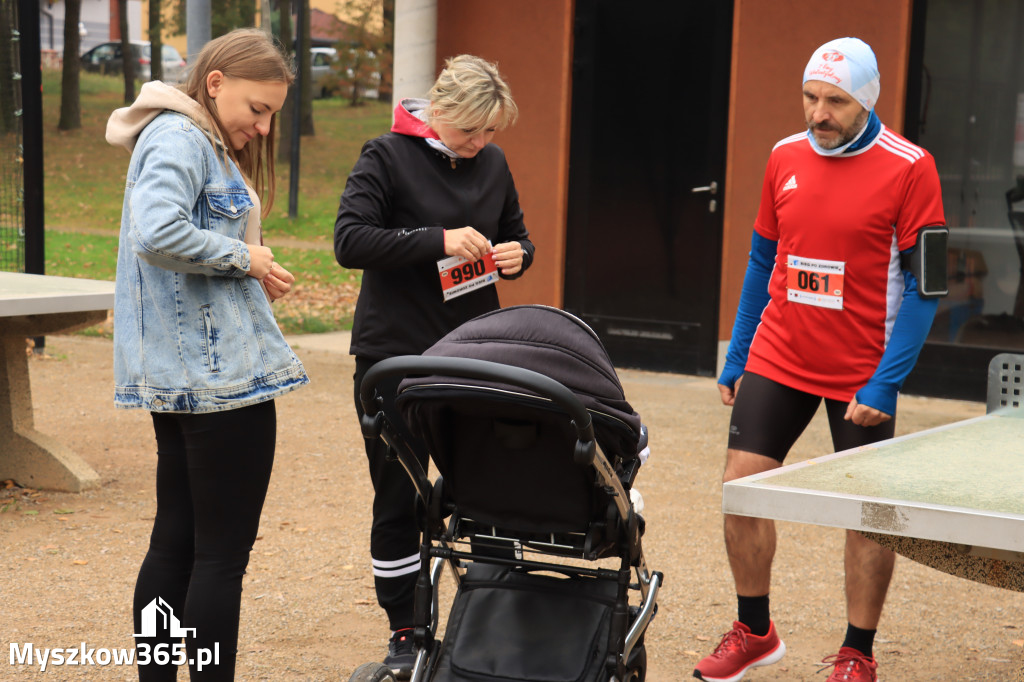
[693,620,786,682]
[820,647,878,682]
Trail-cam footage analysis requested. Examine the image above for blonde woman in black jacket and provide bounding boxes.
[334,54,534,677]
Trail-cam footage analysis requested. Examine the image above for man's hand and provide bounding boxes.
[718,375,744,406]
[844,396,892,427]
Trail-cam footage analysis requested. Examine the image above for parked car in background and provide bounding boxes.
[308,46,380,102]
[310,46,338,99]
[80,41,188,84]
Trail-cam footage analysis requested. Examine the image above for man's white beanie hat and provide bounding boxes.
[803,37,880,111]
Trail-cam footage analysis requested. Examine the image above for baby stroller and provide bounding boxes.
[348,305,662,682]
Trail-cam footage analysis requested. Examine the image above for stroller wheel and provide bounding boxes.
[348,662,399,682]
[622,645,646,682]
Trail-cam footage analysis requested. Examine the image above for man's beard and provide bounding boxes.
[810,109,869,150]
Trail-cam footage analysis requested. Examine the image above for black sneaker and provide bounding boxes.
[384,628,415,679]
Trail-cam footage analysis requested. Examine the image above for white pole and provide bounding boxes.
[186,0,211,62]
[261,0,273,35]
[392,0,436,107]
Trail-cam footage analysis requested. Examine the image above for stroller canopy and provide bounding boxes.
[400,305,642,458]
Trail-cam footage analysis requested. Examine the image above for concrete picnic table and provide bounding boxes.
[0,272,114,491]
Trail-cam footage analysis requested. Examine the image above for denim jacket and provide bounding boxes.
[111,108,308,412]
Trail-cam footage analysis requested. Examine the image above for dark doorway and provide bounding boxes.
[564,0,733,376]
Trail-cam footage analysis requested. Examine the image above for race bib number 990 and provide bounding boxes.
[437,253,499,302]
[786,255,845,310]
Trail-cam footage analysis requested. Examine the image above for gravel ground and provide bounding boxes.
[3,334,1022,681]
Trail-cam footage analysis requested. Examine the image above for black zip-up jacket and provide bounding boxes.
[334,132,535,360]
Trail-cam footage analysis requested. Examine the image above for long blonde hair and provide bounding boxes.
[426,55,518,134]
[182,28,294,217]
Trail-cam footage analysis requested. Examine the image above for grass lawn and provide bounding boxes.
[40,70,390,334]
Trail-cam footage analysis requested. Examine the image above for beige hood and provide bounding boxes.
[106,80,213,153]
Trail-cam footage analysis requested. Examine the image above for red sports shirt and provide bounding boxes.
[745,126,945,401]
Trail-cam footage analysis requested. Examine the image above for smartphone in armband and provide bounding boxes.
[908,226,949,298]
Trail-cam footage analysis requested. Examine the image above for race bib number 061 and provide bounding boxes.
[437,253,499,302]
[787,255,845,310]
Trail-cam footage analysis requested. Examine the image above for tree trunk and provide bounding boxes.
[149,0,163,82]
[58,0,82,131]
[119,0,135,102]
[298,0,314,136]
[277,0,293,163]
[379,0,393,103]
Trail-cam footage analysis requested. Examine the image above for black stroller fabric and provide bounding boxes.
[430,564,619,682]
[398,305,642,459]
[396,306,643,533]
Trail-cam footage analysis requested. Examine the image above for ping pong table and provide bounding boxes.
[0,271,115,492]
[723,394,1024,593]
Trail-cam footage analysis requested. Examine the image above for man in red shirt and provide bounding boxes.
[694,37,945,682]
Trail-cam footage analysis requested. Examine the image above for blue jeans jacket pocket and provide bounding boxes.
[203,189,254,240]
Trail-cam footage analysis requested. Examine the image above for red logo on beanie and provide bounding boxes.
[821,51,845,62]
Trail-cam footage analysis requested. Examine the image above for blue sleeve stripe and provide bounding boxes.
[719,231,776,388]
[855,265,938,415]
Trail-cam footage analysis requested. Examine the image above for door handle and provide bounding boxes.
[691,181,718,195]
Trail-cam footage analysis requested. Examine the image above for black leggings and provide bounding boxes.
[728,372,895,462]
[134,400,276,681]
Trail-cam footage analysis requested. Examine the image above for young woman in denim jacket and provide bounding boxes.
[106,28,308,680]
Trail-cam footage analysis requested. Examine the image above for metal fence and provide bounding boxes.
[0,0,25,273]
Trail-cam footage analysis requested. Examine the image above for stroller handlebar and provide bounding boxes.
[360,355,597,447]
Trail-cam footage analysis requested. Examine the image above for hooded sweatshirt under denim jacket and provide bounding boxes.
[106,81,308,413]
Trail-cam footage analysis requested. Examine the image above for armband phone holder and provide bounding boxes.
[903,226,949,298]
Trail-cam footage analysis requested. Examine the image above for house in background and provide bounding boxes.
[310,7,357,48]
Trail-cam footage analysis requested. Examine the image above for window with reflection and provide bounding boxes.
[916,0,1024,349]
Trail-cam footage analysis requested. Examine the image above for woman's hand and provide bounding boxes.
[444,227,491,262]
[263,262,295,302]
[247,244,275,279]
[491,241,524,276]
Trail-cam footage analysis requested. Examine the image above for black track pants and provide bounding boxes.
[354,356,428,632]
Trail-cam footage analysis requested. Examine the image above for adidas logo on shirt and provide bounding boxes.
[783,175,798,191]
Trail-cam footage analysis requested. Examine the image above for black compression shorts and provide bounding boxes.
[728,372,896,463]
